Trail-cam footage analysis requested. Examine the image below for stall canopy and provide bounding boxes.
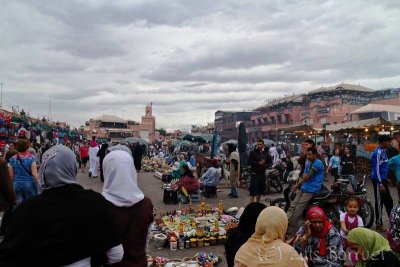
[325,117,397,132]
[222,139,238,145]
[279,125,319,134]
[182,133,214,143]
[122,137,149,146]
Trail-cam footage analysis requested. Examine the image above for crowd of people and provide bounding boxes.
[0,138,154,266]
[0,131,400,266]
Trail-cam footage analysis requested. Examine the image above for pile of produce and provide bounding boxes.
[142,157,172,173]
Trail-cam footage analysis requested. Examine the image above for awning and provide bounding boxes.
[182,133,214,143]
[279,125,318,134]
[325,117,396,132]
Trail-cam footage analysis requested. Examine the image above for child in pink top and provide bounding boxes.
[340,197,364,265]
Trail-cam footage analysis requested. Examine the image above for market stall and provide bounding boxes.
[148,200,238,266]
[325,117,400,174]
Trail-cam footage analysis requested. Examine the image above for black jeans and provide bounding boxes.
[372,179,393,226]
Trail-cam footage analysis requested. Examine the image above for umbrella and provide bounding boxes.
[123,137,149,146]
[210,130,218,159]
[238,122,248,168]
[223,139,238,145]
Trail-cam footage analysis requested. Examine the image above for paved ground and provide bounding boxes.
[1,169,398,267]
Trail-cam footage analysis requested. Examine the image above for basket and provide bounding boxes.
[154,233,167,249]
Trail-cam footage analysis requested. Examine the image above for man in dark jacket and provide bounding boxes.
[247,139,272,202]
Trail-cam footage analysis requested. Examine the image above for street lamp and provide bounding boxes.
[0,82,3,108]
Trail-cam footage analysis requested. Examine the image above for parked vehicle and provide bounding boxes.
[238,167,251,188]
[271,174,374,229]
[264,160,286,193]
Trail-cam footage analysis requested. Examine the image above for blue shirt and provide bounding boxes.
[9,153,36,182]
[301,159,324,194]
[371,146,388,184]
[329,155,341,170]
[201,167,221,187]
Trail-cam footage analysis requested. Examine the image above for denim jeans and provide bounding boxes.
[13,180,38,205]
[230,187,238,196]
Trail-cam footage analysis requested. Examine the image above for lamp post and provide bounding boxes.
[0,82,3,108]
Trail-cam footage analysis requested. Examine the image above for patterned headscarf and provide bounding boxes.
[306,206,333,256]
[39,145,78,190]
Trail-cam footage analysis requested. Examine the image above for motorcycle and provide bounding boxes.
[264,160,286,194]
[271,173,374,229]
[238,167,251,188]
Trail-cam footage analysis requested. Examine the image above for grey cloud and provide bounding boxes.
[1,0,400,129]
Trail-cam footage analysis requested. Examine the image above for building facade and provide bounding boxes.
[215,110,255,142]
[85,103,158,143]
[245,84,400,143]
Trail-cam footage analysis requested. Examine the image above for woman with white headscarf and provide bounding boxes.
[234,206,304,267]
[102,150,154,267]
[0,145,123,267]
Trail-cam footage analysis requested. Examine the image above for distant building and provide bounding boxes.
[214,110,255,142]
[350,104,400,121]
[85,103,158,143]
[246,83,400,142]
[191,122,215,134]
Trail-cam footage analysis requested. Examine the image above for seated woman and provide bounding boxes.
[102,150,154,267]
[348,228,400,267]
[0,145,123,267]
[234,206,304,267]
[170,154,187,179]
[200,159,221,189]
[172,164,199,202]
[225,202,266,267]
[294,206,344,267]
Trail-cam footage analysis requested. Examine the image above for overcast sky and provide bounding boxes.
[1,0,399,130]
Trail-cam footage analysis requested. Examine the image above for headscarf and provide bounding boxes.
[238,202,266,237]
[107,144,132,156]
[102,150,144,207]
[235,206,303,267]
[306,206,332,256]
[89,140,98,147]
[347,228,391,267]
[38,145,78,190]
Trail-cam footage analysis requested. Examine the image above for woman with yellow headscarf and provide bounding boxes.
[234,206,304,267]
[347,228,400,267]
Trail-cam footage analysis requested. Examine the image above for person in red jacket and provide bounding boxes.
[173,164,200,202]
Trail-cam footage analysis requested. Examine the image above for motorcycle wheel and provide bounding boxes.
[270,197,288,212]
[324,206,340,230]
[265,177,271,194]
[359,201,374,229]
[274,180,283,193]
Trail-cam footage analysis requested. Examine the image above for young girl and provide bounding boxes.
[327,148,341,181]
[340,197,364,265]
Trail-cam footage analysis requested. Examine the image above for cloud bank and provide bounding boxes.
[1,0,399,130]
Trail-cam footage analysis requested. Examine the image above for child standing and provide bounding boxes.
[341,197,364,265]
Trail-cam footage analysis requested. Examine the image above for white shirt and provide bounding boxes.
[339,212,363,239]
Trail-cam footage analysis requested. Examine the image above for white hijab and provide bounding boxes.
[102,150,144,207]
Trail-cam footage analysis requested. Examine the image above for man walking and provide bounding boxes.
[371,135,394,231]
[287,147,325,235]
[228,143,240,198]
[248,139,272,202]
[79,142,89,173]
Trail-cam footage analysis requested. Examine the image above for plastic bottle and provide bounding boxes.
[218,200,223,213]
